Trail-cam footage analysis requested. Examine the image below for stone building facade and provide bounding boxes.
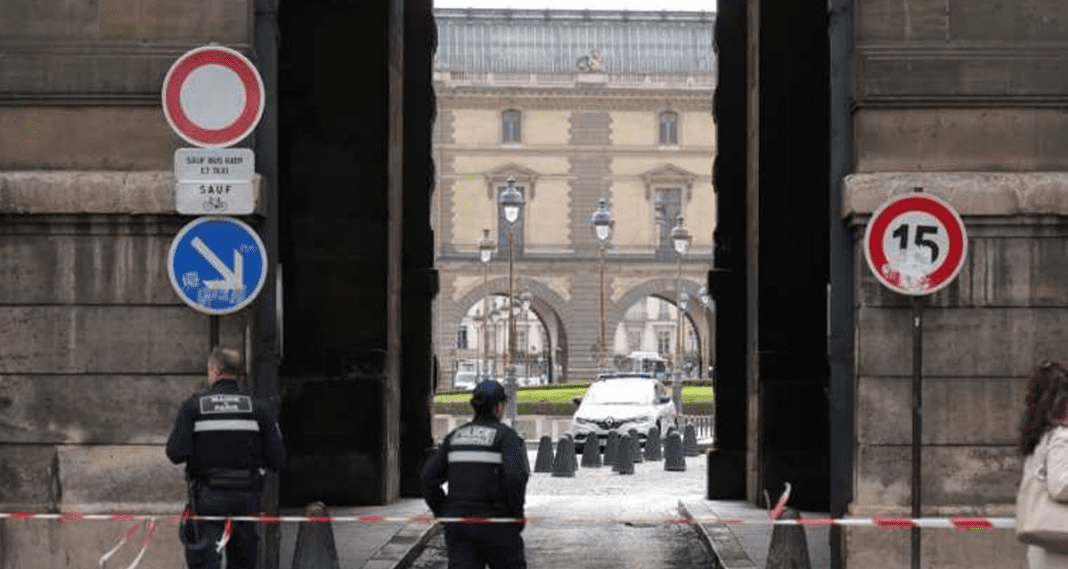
[0,1,438,566]
[838,2,1068,567]
[432,9,717,387]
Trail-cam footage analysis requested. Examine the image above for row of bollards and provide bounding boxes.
[534,423,700,477]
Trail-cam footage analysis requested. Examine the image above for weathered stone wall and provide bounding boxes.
[0,0,258,563]
[0,173,257,566]
[845,0,1068,565]
[845,174,1068,566]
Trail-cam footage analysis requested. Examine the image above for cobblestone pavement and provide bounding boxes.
[408,450,714,568]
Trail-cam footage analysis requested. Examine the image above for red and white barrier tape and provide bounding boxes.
[99,518,156,569]
[215,518,233,553]
[1,511,1016,528]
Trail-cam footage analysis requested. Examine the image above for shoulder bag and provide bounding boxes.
[1017,431,1068,553]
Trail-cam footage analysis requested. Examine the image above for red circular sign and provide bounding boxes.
[863,193,967,296]
[162,46,264,148]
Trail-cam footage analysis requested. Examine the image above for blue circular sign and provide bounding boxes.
[168,216,267,315]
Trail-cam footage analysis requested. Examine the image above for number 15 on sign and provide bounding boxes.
[864,192,967,296]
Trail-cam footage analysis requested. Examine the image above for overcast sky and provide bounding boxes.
[434,0,715,11]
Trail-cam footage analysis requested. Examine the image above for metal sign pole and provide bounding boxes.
[211,315,220,350]
[911,294,923,569]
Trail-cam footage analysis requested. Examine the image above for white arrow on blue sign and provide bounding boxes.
[168,216,267,315]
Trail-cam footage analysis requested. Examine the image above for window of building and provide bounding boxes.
[517,329,528,356]
[658,298,671,320]
[659,111,678,145]
[656,330,671,356]
[502,109,522,143]
[457,326,469,350]
[628,330,642,352]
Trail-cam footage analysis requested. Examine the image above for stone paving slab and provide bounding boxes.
[679,498,832,569]
[278,498,438,569]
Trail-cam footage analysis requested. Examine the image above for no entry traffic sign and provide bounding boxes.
[864,192,967,296]
[162,45,264,148]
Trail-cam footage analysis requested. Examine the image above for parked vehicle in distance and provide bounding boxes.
[571,375,677,452]
[626,351,669,379]
[452,370,478,391]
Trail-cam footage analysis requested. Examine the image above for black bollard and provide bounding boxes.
[580,434,602,468]
[629,430,643,463]
[644,425,662,461]
[765,508,812,569]
[551,436,576,477]
[614,434,635,475]
[534,435,554,473]
[565,433,578,471]
[604,431,620,468]
[664,431,686,471]
[683,423,700,456]
[291,502,340,569]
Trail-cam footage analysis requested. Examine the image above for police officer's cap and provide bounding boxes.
[472,380,507,403]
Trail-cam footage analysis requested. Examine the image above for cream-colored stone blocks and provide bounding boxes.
[525,110,571,145]
[450,156,570,176]
[610,111,655,146]
[526,180,570,247]
[451,109,503,146]
[610,179,656,247]
[681,111,714,148]
[451,178,497,246]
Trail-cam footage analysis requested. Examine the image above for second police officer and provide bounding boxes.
[166,346,286,569]
[422,379,530,569]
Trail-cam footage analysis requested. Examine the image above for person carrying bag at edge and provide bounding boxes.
[1017,360,1068,568]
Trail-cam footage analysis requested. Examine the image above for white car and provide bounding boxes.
[571,375,678,452]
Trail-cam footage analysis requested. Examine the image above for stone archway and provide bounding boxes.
[450,276,572,385]
[611,276,713,377]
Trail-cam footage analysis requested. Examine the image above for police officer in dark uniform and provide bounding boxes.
[422,380,529,569]
[166,346,286,569]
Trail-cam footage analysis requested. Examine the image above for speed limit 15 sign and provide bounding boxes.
[863,192,967,296]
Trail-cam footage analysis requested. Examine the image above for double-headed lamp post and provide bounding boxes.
[478,229,494,381]
[590,198,615,371]
[499,175,525,426]
[671,215,692,414]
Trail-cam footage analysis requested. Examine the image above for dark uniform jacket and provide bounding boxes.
[166,379,286,488]
[421,415,529,519]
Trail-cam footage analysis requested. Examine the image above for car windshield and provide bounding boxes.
[583,381,654,405]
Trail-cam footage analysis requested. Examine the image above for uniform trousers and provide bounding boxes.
[444,522,526,569]
[186,486,260,569]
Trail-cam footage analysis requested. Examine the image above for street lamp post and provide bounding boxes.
[698,284,712,379]
[590,198,615,371]
[520,290,533,382]
[671,215,692,415]
[478,229,494,381]
[499,176,525,426]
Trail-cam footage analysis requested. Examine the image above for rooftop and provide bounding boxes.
[434,8,716,74]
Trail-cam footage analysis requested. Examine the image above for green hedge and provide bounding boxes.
[434,382,714,416]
